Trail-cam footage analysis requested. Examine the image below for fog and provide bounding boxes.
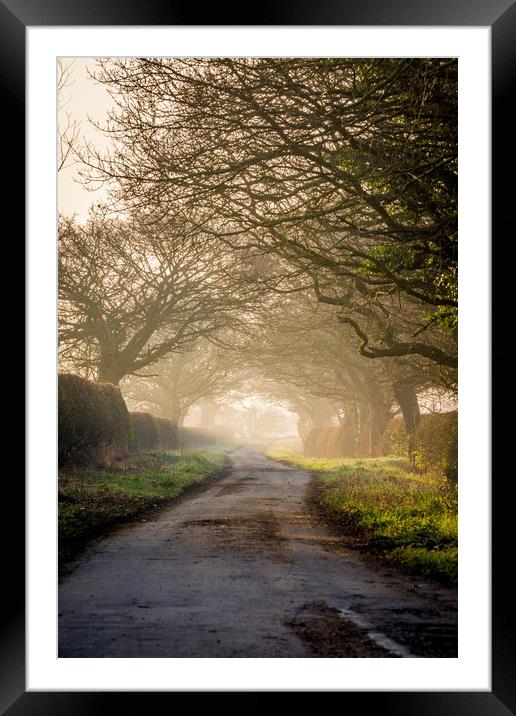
[58,57,458,456]
[183,395,300,441]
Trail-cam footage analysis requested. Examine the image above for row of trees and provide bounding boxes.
[59,57,458,454]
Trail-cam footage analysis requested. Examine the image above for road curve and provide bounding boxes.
[59,446,457,657]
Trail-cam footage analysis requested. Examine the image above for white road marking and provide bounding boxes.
[337,607,418,658]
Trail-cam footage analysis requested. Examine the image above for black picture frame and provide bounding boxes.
[10,0,505,711]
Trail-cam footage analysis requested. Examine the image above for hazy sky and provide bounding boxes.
[58,58,114,221]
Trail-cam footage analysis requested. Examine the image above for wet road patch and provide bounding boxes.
[286,601,394,658]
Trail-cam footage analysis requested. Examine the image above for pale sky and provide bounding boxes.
[58,58,114,221]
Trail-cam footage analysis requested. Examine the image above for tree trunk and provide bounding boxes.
[392,380,421,459]
[367,398,390,457]
[164,393,182,424]
[296,414,312,443]
[355,401,371,457]
[97,356,126,386]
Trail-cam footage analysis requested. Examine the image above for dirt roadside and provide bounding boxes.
[59,460,231,579]
[58,445,457,657]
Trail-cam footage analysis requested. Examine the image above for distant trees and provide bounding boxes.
[233,294,391,455]
[59,210,258,384]
[122,338,238,424]
[237,289,446,456]
[83,58,457,379]
[253,380,338,443]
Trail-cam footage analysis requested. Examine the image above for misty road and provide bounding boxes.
[58,446,457,657]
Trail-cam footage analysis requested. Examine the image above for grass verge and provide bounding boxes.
[266,445,457,583]
[59,446,229,569]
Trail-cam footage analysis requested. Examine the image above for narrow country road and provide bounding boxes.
[59,446,457,657]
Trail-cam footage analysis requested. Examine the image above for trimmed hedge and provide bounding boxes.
[303,426,327,457]
[129,414,221,451]
[326,425,356,458]
[129,412,162,450]
[304,413,458,482]
[178,426,217,450]
[413,411,458,483]
[59,373,225,468]
[155,416,178,449]
[381,417,409,457]
[382,412,458,482]
[211,424,234,442]
[58,373,131,468]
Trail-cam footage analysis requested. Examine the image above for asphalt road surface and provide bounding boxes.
[59,446,458,658]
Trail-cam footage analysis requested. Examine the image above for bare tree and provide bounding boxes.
[81,58,457,372]
[58,209,260,384]
[57,59,80,173]
[121,338,240,424]
[228,292,395,454]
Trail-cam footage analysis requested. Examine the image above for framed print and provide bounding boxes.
[8,0,508,711]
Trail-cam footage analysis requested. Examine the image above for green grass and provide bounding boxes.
[266,444,458,583]
[59,447,228,566]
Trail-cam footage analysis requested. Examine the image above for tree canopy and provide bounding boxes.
[82,58,457,375]
[60,57,458,446]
